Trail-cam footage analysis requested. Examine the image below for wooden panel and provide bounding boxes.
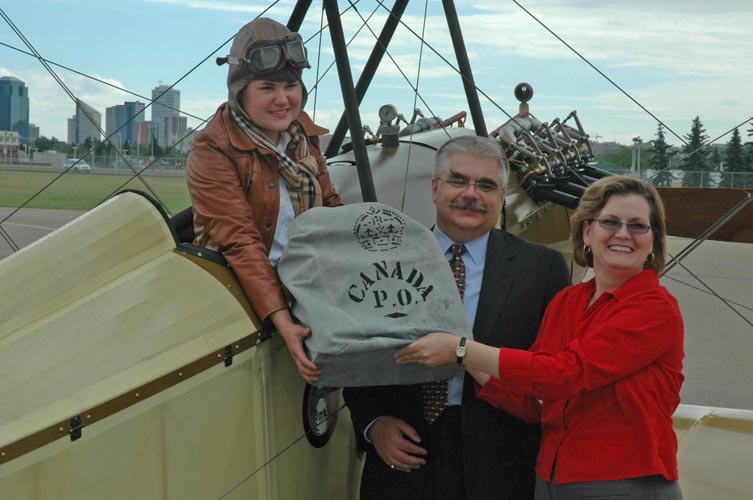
[657,187,753,243]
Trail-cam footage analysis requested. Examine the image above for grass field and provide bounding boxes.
[0,170,192,213]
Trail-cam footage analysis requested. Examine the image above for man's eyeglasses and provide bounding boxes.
[589,218,653,235]
[218,36,310,73]
[436,177,504,194]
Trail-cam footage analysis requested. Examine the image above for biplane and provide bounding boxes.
[1,1,752,499]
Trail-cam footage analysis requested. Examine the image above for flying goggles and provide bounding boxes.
[216,35,310,73]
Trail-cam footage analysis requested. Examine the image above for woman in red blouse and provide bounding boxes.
[396,175,684,499]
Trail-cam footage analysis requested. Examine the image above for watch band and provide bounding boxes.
[456,337,467,364]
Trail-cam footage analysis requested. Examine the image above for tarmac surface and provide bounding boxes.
[0,207,85,260]
[1,207,751,411]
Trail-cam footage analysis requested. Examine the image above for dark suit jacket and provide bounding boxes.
[343,228,571,500]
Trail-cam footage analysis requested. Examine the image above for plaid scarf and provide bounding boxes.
[231,108,322,215]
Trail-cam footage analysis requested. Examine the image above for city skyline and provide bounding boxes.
[1,1,753,148]
[0,76,29,143]
[0,78,188,149]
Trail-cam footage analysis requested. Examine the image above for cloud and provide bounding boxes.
[181,96,224,129]
[139,0,295,15]
[5,0,752,149]
[1,67,130,140]
[457,3,753,79]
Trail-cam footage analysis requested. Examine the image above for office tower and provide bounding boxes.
[29,123,39,142]
[106,101,146,144]
[163,115,188,150]
[67,117,76,145]
[151,84,180,147]
[133,121,156,147]
[0,76,30,144]
[67,98,101,145]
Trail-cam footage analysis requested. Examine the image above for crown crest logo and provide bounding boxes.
[353,206,406,251]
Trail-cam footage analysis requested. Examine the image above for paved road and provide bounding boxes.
[1,208,751,411]
[663,237,753,411]
[0,207,85,260]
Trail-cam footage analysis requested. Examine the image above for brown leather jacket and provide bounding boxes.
[187,103,342,320]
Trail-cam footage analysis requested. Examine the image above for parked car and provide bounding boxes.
[63,159,92,173]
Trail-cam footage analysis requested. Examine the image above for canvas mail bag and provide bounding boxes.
[278,202,471,387]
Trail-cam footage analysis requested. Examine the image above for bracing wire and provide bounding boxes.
[663,271,753,315]
[370,0,748,179]
[0,7,170,214]
[311,5,326,123]
[645,116,753,184]
[302,0,363,46]
[0,2,751,495]
[510,0,748,177]
[214,403,349,500]
[510,0,684,146]
[0,224,18,252]
[400,0,431,213]
[509,0,753,330]
[666,257,753,330]
[307,1,382,96]
[346,2,452,139]
[366,1,752,328]
[0,41,203,121]
[97,114,214,206]
[372,0,515,123]
[2,0,749,295]
[0,1,282,246]
[659,189,753,328]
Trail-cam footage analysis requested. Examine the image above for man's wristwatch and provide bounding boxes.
[455,337,467,364]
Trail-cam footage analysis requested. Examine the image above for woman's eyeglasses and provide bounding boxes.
[589,218,652,235]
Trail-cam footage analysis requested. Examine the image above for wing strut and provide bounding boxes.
[324,0,378,202]
[324,0,410,159]
[442,0,487,137]
[287,0,312,30]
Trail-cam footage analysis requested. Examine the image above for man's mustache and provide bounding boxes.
[450,200,489,213]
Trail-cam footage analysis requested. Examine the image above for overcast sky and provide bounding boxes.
[2,0,752,147]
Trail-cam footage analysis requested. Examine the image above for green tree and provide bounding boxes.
[709,147,722,170]
[33,136,71,153]
[150,137,163,157]
[719,128,745,187]
[680,116,711,187]
[594,144,650,173]
[96,138,114,154]
[648,124,675,186]
[81,137,95,155]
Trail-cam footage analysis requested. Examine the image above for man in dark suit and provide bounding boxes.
[343,135,570,500]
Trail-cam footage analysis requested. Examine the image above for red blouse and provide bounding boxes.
[477,269,684,484]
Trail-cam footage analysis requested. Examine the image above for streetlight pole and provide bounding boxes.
[631,136,642,178]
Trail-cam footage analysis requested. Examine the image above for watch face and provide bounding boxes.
[456,337,467,362]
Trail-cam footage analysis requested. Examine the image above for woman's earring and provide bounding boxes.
[583,244,592,256]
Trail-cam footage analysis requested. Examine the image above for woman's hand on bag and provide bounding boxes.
[270,309,320,383]
[394,332,458,368]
